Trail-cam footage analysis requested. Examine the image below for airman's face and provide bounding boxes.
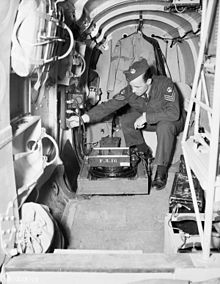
[129,74,151,96]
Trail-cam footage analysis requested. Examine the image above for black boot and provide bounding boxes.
[152,165,168,190]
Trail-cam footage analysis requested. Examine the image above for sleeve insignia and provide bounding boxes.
[164,93,175,102]
[164,85,175,102]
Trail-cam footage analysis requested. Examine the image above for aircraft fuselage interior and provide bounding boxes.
[0,0,220,283]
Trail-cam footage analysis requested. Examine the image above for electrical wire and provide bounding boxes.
[87,5,201,46]
[72,128,83,164]
[66,96,86,163]
[152,27,200,49]
[168,204,191,250]
[174,3,187,14]
[70,109,91,159]
[161,12,202,39]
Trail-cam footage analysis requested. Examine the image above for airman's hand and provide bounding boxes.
[66,114,90,128]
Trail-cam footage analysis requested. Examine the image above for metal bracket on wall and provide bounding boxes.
[0,201,18,257]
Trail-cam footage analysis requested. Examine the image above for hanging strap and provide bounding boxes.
[142,33,166,76]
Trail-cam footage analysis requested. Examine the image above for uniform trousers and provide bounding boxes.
[120,109,186,167]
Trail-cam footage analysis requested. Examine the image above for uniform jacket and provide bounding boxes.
[87,75,184,124]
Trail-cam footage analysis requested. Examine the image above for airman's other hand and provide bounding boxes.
[134,112,147,129]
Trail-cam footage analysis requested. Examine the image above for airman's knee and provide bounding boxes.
[156,121,176,135]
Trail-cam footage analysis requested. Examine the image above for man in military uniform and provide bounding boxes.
[67,58,186,190]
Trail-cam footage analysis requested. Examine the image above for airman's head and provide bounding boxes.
[124,58,152,96]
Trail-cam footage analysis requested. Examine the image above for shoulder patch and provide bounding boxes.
[164,85,175,102]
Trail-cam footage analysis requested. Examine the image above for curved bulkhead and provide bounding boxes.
[75,0,200,88]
